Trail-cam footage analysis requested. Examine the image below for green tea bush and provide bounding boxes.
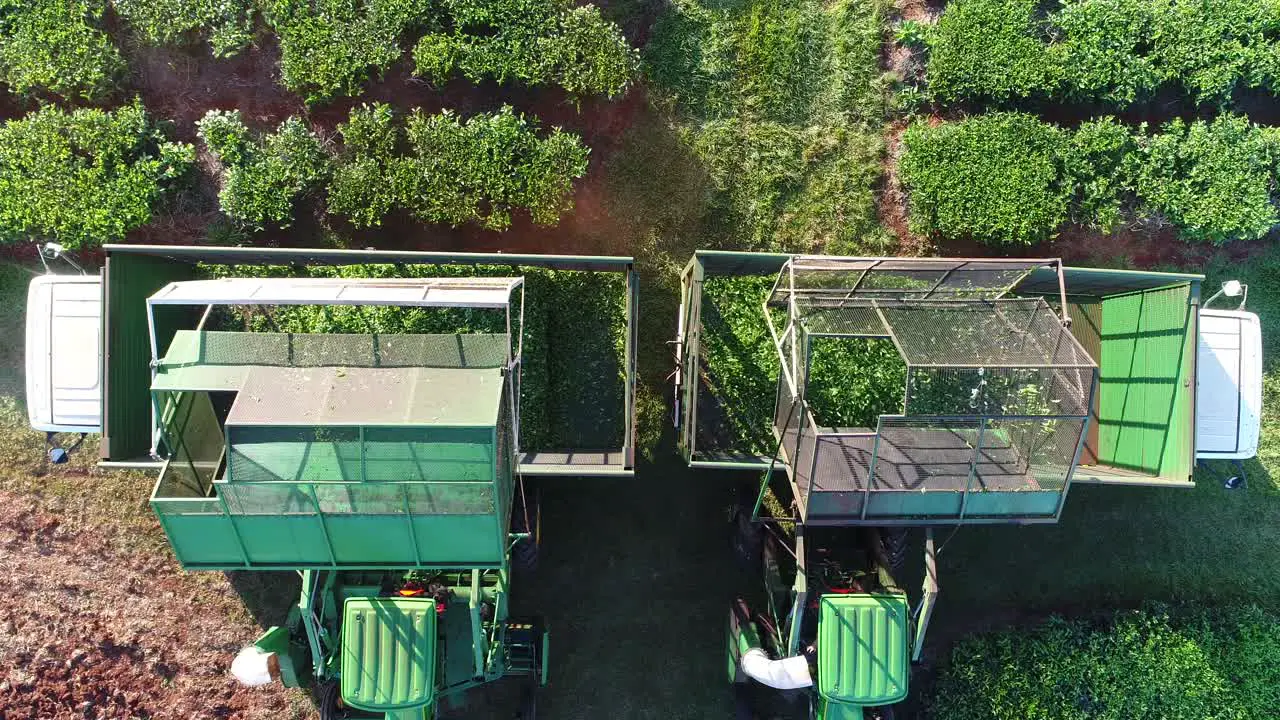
[261,0,433,103]
[645,0,886,253]
[0,0,123,100]
[112,0,255,56]
[197,110,331,230]
[328,104,589,231]
[925,0,1060,103]
[903,112,1280,244]
[0,102,193,248]
[1134,114,1278,245]
[931,606,1280,720]
[412,0,637,98]
[1065,117,1138,231]
[924,0,1280,106]
[1149,0,1277,105]
[1053,0,1160,105]
[204,262,627,451]
[899,113,1073,246]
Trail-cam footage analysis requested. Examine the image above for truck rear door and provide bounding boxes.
[1196,309,1262,460]
[25,274,102,433]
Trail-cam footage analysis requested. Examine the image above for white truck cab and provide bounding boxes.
[25,274,103,433]
[1196,310,1261,460]
[1195,282,1263,462]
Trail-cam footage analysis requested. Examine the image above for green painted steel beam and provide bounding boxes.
[1021,265,1203,298]
[690,459,772,470]
[105,244,634,272]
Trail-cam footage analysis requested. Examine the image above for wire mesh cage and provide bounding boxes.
[765,257,1099,521]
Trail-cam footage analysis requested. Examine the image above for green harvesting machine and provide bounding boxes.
[676,252,1207,718]
[88,245,638,719]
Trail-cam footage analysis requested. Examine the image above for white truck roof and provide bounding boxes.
[26,274,102,433]
[1196,309,1262,460]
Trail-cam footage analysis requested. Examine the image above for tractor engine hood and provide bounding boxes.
[816,594,910,707]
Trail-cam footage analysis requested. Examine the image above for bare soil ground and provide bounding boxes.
[0,486,310,719]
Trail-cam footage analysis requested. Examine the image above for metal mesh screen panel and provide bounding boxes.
[771,258,1045,305]
[405,483,495,514]
[799,306,887,336]
[784,416,1084,495]
[876,299,1093,368]
[775,375,804,468]
[227,425,495,483]
[215,482,495,516]
[158,390,224,496]
[989,417,1086,491]
[221,483,319,515]
[315,483,405,513]
[151,497,223,515]
[362,427,494,482]
[867,419,983,491]
[172,331,508,369]
[810,433,876,492]
[227,426,361,482]
[905,366,1092,418]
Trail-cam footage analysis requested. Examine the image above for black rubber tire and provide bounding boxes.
[880,528,909,573]
[515,680,537,720]
[512,485,540,574]
[731,505,764,572]
[513,534,538,574]
[316,679,343,720]
[732,683,755,720]
[863,705,896,720]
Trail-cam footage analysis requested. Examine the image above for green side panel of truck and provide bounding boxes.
[1097,284,1196,478]
[817,594,909,707]
[341,597,438,712]
[101,253,195,460]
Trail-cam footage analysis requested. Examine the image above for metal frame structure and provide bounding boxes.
[676,251,1203,488]
[79,244,642,719]
[145,275,526,458]
[697,251,1206,720]
[100,244,639,477]
[746,256,1100,526]
[138,270,538,717]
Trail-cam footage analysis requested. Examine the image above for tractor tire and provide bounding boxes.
[732,683,754,720]
[513,534,538,574]
[863,705,896,720]
[514,679,537,720]
[512,484,541,574]
[731,504,764,572]
[880,528,908,573]
[316,679,344,720]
